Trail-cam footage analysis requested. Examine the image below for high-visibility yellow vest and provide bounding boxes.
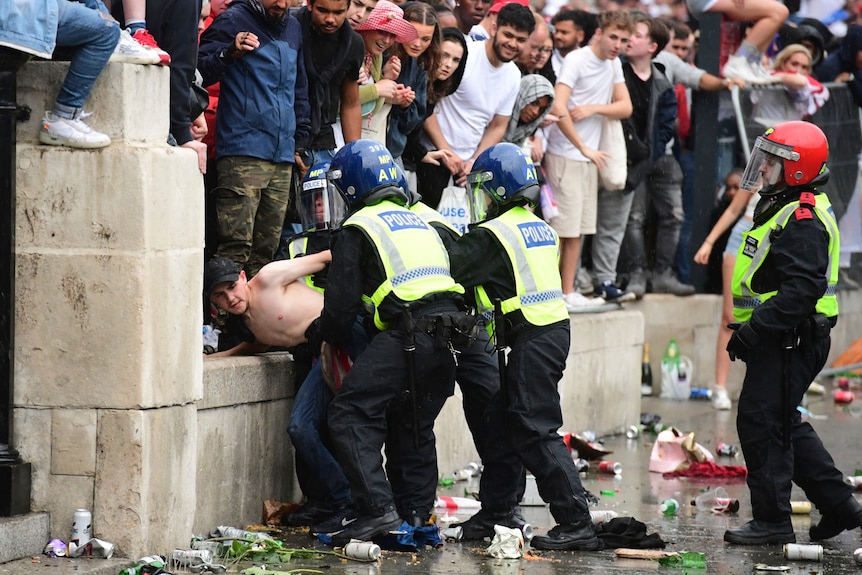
[474,206,567,336]
[345,200,464,330]
[284,235,324,293]
[732,192,839,322]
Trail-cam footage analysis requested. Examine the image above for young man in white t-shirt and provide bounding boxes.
[544,10,634,310]
[425,3,535,185]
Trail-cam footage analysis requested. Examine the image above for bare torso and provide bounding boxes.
[243,280,324,348]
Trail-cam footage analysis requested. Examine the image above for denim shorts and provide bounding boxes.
[724,216,751,257]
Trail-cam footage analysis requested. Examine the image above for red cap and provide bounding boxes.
[489,0,530,14]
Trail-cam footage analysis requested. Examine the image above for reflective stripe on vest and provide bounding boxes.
[732,193,839,322]
[345,201,464,330]
[474,207,567,335]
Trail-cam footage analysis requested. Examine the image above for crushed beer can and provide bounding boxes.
[68,537,114,559]
[43,538,67,557]
[716,442,739,457]
[625,424,641,439]
[689,388,712,400]
[574,458,590,473]
[589,510,618,525]
[834,390,855,404]
[844,476,862,490]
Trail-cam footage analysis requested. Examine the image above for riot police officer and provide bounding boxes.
[723,121,862,544]
[315,139,467,545]
[448,143,601,551]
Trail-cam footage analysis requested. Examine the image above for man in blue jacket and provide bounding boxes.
[199,0,311,278]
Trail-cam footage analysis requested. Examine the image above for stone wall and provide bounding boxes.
[13,62,203,557]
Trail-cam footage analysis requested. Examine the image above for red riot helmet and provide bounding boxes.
[739,121,828,196]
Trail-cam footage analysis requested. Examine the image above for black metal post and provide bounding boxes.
[689,13,722,291]
[0,47,32,516]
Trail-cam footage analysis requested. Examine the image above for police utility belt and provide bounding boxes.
[404,309,479,349]
[791,313,835,347]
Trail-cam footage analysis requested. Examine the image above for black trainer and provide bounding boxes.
[452,508,520,540]
[724,519,795,545]
[810,496,862,541]
[281,500,338,527]
[330,510,403,547]
[530,520,602,551]
[311,506,356,536]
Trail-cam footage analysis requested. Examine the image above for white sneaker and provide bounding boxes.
[721,54,781,85]
[712,387,732,411]
[39,111,111,149]
[564,291,605,312]
[110,29,161,65]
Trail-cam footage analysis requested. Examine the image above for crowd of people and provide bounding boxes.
[4,0,862,556]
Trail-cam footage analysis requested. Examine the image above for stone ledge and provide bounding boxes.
[200,353,295,410]
[0,513,49,564]
[16,61,169,146]
[0,557,134,574]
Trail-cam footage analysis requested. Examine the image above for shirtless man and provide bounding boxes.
[204,252,330,356]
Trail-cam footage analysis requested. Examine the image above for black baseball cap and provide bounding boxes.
[205,257,241,295]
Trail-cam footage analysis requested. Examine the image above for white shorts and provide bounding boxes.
[543,152,597,238]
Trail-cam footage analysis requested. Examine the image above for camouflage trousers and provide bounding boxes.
[213,155,294,278]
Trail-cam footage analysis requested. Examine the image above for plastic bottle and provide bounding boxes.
[659,498,680,516]
[694,487,740,513]
[660,339,681,399]
[641,343,653,396]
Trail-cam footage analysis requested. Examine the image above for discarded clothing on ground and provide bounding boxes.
[596,517,666,549]
[662,460,748,478]
[317,521,442,550]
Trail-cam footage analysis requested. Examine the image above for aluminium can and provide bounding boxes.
[598,461,622,475]
[343,541,381,560]
[790,501,811,514]
[783,543,823,561]
[853,548,862,565]
[71,509,92,545]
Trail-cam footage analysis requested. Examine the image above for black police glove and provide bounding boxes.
[304,316,323,357]
[726,322,759,362]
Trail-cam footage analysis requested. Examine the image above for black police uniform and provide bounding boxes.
[448,222,593,529]
[319,214,462,541]
[728,190,853,541]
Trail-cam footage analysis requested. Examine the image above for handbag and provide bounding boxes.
[438,181,471,234]
[597,116,627,191]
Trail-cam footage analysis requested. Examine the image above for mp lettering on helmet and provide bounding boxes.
[376,153,398,184]
[379,210,428,231]
[518,221,555,248]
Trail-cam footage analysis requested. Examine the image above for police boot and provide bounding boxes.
[530,519,602,551]
[724,519,796,545]
[452,508,520,540]
[810,496,862,541]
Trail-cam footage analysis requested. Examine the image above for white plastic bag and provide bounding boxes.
[438,183,471,234]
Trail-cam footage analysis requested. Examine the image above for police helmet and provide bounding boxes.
[299,161,348,232]
[740,121,829,196]
[465,143,540,221]
[328,139,410,219]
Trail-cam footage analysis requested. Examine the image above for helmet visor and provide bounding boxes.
[741,135,800,194]
[299,178,347,231]
[466,171,497,223]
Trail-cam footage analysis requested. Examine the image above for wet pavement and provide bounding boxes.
[11,392,861,575]
[211,391,862,575]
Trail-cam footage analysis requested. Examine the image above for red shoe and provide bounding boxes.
[130,29,171,65]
